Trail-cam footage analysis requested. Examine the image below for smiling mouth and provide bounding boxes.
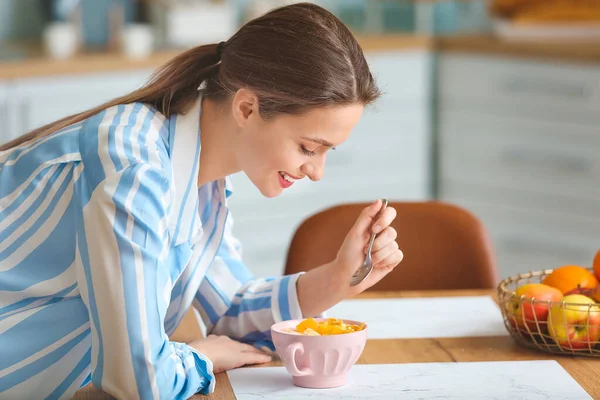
[280,171,301,181]
[278,171,299,188]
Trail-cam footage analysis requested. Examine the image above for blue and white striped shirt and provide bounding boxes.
[0,95,306,399]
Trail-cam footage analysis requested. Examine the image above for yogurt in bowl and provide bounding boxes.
[271,318,368,388]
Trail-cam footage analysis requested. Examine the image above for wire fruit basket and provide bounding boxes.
[497,268,600,357]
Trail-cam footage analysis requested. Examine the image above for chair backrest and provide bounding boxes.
[284,201,499,291]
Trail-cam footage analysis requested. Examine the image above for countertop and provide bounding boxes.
[2,33,599,81]
[437,34,600,65]
[0,35,433,80]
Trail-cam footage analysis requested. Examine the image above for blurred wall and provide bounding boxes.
[0,0,135,46]
[0,0,46,41]
[1,0,492,42]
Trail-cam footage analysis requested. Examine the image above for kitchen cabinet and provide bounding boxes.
[0,82,9,144]
[9,70,154,139]
[437,54,600,279]
[228,50,433,278]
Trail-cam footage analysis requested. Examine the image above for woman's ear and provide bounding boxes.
[231,88,259,128]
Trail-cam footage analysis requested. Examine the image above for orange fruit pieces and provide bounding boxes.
[296,318,318,334]
[294,318,365,336]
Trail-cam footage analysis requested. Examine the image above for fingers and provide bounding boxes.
[351,199,383,236]
[371,240,399,265]
[238,342,265,353]
[240,351,272,366]
[374,246,404,269]
[372,206,397,234]
[238,342,273,358]
[367,227,397,253]
[238,343,272,365]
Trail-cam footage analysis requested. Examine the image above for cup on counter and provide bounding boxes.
[121,23,154,60]
[42,22,79,59]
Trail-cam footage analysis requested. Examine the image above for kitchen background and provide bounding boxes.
[0,0,598,281]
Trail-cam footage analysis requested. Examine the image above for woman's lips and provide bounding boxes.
[278,171,299,188]
[278,173,293,188]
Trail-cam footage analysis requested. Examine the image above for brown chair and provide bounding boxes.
[284,201,499,291]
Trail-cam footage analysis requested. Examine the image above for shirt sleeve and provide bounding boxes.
[76,105,215,399]
[193,211,313,350]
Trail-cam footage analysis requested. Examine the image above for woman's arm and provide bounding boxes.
[194,212,309,349]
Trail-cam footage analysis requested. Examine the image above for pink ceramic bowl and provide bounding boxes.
[270,318,368,389]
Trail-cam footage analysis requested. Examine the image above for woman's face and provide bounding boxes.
[232,92,364,198]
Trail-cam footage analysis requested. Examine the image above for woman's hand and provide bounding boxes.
[334,199,403,295]
[189,335,272,374]
[296,199,403,317]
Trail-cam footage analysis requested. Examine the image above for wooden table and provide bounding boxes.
[76,289,600,399]
[197,289,600,400]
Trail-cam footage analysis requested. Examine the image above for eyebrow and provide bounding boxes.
[302,136,334,148]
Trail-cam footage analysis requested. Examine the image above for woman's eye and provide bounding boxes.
[300,145,316,157]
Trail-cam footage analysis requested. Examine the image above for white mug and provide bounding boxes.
[121,24,154,59]
[42,22,79,59]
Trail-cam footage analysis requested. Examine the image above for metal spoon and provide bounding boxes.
[350,199,389,287]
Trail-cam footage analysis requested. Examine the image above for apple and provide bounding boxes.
[548,294,600,350]
[506,283,563,333]
[565,284,600,303]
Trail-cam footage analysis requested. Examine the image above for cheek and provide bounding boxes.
[263,140,303,169]
[268,151,296,171]
[243,122,306,172]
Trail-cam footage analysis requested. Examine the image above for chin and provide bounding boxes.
[246,171,289,198]
[251,178,282,198]
[260,188,281,198]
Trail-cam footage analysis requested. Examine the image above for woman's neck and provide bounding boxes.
[197,97,241,187]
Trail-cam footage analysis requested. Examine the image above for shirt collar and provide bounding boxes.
[167,95,202,245]
[167,94,234,245]
[224,175,234,199]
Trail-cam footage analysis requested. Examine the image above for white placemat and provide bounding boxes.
[323,296,508,339]
[228,361,591,400]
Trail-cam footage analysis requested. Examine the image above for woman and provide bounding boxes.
[0,3,403,399]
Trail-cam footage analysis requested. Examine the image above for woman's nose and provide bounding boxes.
[302,155,326,181]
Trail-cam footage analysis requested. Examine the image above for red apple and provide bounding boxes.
[565,284,600,303]
[548,294,600,350]
[506,283,563,333]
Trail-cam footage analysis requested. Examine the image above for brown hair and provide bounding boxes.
[0,2,380,151]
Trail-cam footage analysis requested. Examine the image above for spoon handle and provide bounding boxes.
[365,231,377,264]
[366,199,388,261]
[351,199,389,282]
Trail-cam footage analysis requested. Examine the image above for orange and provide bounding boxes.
[594,249,600,281]
[541,265,598,294]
